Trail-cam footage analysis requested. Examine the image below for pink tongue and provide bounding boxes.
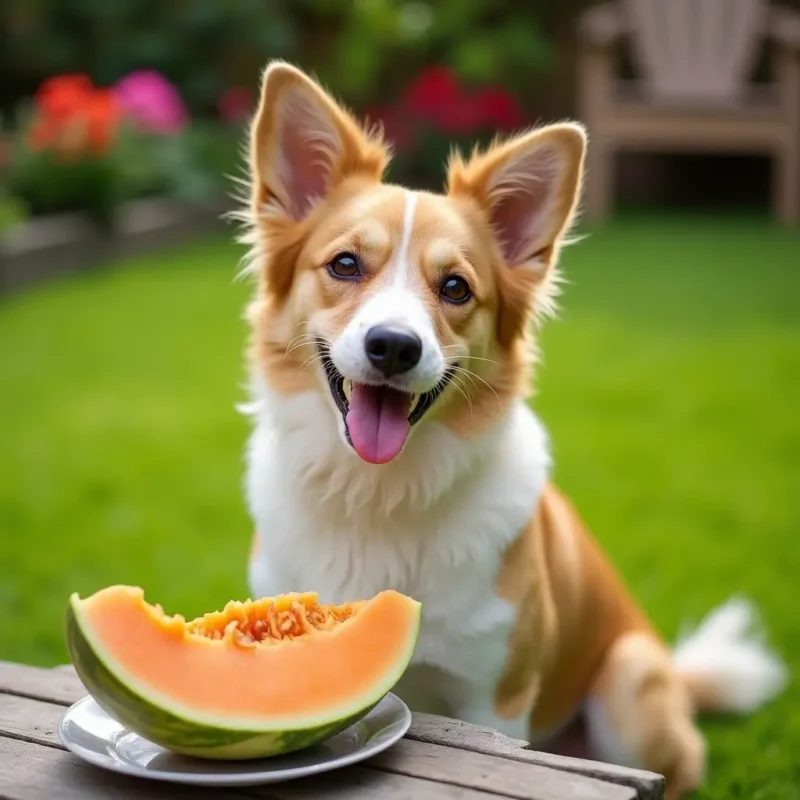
[346,384,413,464]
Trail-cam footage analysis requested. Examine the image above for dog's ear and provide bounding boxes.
[447,124,586,344]
[250,62,389,222]
[447,123,585,271]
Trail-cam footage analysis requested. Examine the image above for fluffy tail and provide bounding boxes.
[673,597,788,715]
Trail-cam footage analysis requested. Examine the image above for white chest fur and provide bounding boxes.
[245,388,549,735]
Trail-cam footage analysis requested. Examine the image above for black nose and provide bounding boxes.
[364,325,423,377]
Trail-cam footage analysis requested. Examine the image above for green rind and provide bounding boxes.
[65,594,419,760]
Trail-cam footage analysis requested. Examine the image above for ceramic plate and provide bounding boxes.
[57,694,411,786]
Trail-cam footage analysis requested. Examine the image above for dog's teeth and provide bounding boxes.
[343,380,352,402]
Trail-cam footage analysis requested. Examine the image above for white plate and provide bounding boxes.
[57,694,411,786]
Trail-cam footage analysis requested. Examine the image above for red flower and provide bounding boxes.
[218,86,253,124]
[402,66,483,135]
[397,66,526,137]
[83,89,121,153]
[401,66,462,119]
[434,96,485,136]
[472,86,525,132]
[27,75,121,157]
[35,74,94,119]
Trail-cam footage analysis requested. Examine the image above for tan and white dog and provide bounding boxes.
[242,62,786,798]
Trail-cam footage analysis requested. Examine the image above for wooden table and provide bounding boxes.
[0,661,664,799]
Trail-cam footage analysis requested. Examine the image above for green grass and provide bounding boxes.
[1,216,798,798]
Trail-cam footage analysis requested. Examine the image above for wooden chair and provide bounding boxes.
[577,0,800,224]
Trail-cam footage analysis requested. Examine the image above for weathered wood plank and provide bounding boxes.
[0,661,84,706]
[0,664,663,799]
[0,693,63,749]
[371,737,636,800]
[254,768,500,799]
[0,693,632,800]
[0,737,498,800]
[408,714,664,800]
[0,736,243,799]
[408,712,528,751]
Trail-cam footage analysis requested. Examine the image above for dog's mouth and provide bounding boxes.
[319,343,453,465]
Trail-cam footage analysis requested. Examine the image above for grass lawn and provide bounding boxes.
[1,215,798,798]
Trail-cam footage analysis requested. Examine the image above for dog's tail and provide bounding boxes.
[673,597,787,715]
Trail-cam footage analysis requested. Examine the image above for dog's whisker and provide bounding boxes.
[302,320,334,334]
[449,375,474,418]
[451,373,474,401]
[452,369,477,394]
[466,356,503,367]
[284,334,320,350]
[283,336,321,357]
[288,332,322,343]
[451,366,501,407]
[282,335,322,364]
[443,353,502,368]
[449,364,478,390]
[299,351,325,368]
[298,353,327,374]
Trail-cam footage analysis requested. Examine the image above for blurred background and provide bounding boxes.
[1,1,799,797]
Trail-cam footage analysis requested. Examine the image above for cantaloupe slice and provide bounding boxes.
[66,586,421,759]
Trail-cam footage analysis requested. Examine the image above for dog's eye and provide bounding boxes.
[440,276,472,304]
[327,253,361,280]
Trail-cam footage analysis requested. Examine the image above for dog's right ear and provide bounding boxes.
[250,62,389,223]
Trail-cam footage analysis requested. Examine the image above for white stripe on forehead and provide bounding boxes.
[391,191,418,287]
[335,188,443,388]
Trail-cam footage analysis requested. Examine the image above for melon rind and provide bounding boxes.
[65,592,421,759]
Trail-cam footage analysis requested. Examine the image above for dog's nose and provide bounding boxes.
[364,325,422,377]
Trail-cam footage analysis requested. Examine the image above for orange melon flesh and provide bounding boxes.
[74,586,419,724]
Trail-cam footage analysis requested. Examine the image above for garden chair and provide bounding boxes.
[577,0,800,224]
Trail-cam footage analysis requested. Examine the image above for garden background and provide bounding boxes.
[1,2,799,798]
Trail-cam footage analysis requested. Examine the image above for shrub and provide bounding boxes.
[0,192,27,233]
[7,75,126,225]
[1,0,296,117]
[2,2,552,122]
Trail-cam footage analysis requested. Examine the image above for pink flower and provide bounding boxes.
[113,70,188,135]
[218,86,253,124]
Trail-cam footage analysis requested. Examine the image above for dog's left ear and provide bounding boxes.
[448,123,585,271]
[447,123,586,343]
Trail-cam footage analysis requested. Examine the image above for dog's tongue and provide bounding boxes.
[346,384,412,464]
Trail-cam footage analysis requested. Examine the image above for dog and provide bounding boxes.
[241,62,787,798]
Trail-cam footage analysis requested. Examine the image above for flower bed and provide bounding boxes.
[3,71,246,225]
[0,64,530,294]
[1,71,250,294]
